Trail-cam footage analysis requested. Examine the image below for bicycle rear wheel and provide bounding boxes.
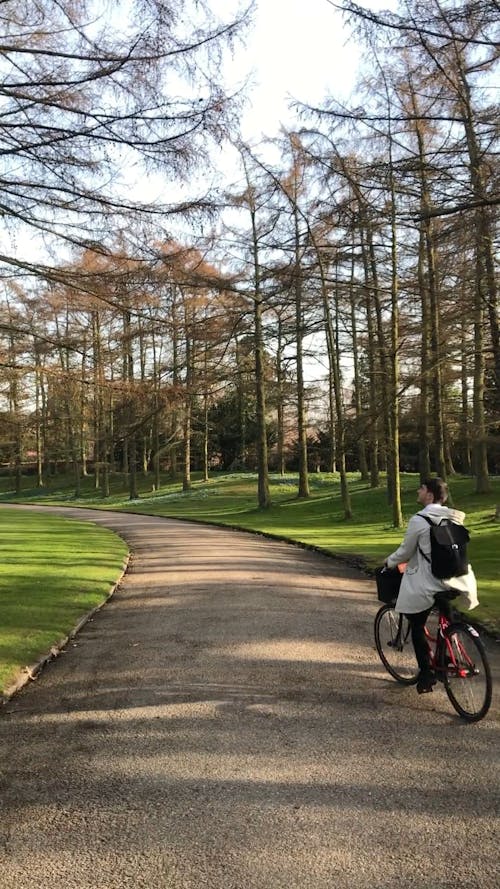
[442,623,492,722]
[374,605,419,684]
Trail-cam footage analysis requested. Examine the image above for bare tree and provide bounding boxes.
[0,0,251,353]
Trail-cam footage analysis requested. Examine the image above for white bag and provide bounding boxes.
[443,564,479,611]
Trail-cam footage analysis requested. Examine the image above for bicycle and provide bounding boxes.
[374,593,493,722]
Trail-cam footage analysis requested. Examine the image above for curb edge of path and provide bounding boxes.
[1,545,132,709]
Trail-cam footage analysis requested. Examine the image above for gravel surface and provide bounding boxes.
[0,505,499,889]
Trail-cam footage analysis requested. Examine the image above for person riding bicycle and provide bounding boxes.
[384,477,478,695]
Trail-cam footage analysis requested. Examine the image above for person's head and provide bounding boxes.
[418,477,448,505]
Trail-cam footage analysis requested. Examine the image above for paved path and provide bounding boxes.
[0,505,499,889]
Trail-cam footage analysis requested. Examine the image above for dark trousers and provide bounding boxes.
[406,608,433,675]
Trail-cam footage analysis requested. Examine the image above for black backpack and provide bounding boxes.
[417,514,469,579]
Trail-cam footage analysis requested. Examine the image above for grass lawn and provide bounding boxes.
[1,469,498,634]
[0,510,128,695]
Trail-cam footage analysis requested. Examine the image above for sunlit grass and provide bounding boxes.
[0,511,127,694]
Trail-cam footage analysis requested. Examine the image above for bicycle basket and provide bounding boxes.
[375,566,403,603]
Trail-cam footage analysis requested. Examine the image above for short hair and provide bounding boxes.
[423,476,448,504]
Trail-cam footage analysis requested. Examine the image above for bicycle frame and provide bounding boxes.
[425,608,476,680]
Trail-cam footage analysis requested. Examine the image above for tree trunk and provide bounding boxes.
[460,315,472,475]
[182,318,193,493]
[349,253,368,480]
[383,94,403,527]
[472,251,491,492]
[276,318,286,476]
[314,246,351,518]
[122,308,138,500]
[34,343,45,488]
[417,228,431,481]
[293,204,310,499]
[250,213,271,508]
[359,227,379,487]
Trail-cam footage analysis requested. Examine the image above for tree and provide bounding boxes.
[337,0,498,493]
[238,148,273,508]
[0,0,251,395]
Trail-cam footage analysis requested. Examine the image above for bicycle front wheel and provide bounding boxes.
[442,623,492,722]
[374,605,419,684]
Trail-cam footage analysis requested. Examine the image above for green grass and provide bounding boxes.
[0,510,128,694]
[1,469,498,634]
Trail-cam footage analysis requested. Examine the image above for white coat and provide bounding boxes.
[385,503,478,614]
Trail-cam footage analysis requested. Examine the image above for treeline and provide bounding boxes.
[0,1,497,525]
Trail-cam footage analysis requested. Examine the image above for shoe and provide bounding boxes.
[417,672,437,694]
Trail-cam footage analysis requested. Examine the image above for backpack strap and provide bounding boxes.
[417,513,433,526]
[416,513,433,563]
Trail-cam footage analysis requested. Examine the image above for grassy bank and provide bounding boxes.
[0,510,128,695]
[1,470,498,632]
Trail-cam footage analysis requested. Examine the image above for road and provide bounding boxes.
[0,506,499,888]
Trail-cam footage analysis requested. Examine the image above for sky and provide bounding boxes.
[215,0,397,141]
